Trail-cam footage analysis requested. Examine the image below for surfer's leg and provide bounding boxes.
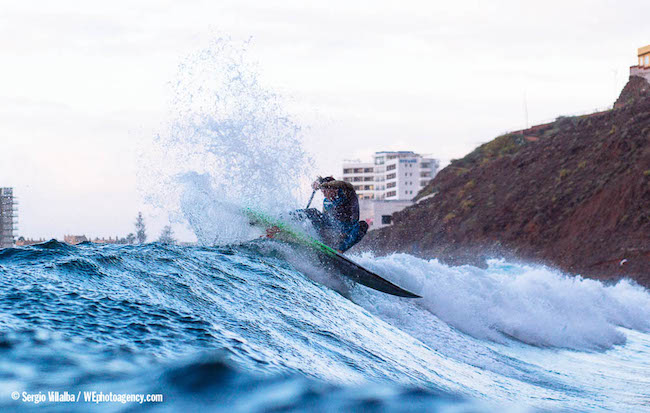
[300,209,326,231]
[337,221,368,252]
[291,208,321,224]
[290,208,331,242]
[304,208,323,223]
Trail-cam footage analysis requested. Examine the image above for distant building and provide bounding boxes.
[631,44,650,83]
[358,199,413,229]
[63,235,126,245]
[15,237,46,246]
[92,237,122,244]
[342,151,439,201]
[340,160,375,200]
[341,151,440,229]
[63,235,88,245]
[0,188,17,249]
[637,44,650,68]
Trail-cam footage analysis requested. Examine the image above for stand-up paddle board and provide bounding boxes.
[245,208,420,298]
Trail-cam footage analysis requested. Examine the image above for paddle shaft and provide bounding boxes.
[305,189,317,209]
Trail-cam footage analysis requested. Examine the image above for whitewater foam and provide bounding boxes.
[351,253,650,351]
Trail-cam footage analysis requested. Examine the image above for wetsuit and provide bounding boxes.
[300,180,367,252]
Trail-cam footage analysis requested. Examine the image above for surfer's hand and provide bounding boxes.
[311,180,321,190]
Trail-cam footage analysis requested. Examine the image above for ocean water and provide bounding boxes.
[0,240,648,412]
[6,38,647,412]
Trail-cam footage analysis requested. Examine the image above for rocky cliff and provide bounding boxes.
[357,77,650,286]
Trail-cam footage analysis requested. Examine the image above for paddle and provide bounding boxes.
[305,189,317,209]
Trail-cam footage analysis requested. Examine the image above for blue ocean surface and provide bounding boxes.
[0,240,648,412]
[5,37,650,412]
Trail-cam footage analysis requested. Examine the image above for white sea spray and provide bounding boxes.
[141,38,313,244]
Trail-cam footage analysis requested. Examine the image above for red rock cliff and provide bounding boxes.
[357,77,650,286]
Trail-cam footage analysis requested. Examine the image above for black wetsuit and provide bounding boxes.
[300,180,367,251]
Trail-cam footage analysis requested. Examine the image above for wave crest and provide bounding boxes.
[353,254,650,351]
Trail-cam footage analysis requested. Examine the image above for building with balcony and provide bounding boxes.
[630,44,650,83]
[341,151,440,229]
[0,188,18,249]
[340,161,375,199]
[342,151,439,201]
[637,44,650,68]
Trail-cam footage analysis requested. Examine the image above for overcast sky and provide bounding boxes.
[1,0,648,241]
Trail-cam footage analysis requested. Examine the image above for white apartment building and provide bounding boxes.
[357,199,413,229]
[341,151,439,229]
[342,151,439,201]
[0,187,17,249]
[340,161,376,199]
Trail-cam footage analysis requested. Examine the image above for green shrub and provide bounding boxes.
[559,169,570,179]
[443,213,456,223]
[460,199,475,210]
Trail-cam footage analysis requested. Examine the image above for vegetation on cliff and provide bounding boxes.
[358,77,650,286]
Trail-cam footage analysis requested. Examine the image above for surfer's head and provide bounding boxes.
[318,176,335,185]
[318,177,338,199]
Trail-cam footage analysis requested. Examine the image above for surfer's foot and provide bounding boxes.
[266,226,281,238]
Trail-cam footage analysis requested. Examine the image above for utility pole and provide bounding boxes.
[523,91,529,130]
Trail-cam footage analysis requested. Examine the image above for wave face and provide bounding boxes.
[0,240,649,412]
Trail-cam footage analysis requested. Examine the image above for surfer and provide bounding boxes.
[299,176,368,252]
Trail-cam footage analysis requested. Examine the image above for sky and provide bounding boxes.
[1,0,648,241]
